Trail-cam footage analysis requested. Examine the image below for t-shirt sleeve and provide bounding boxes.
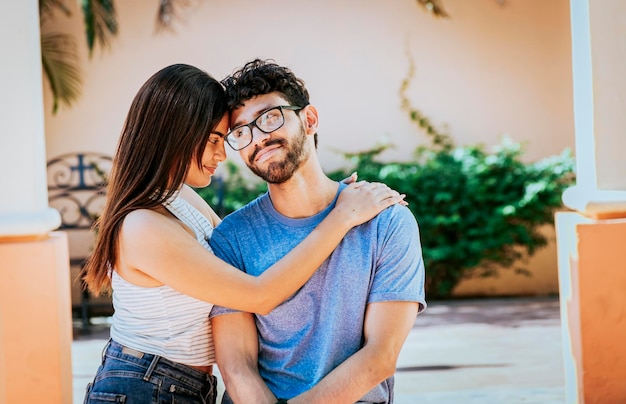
[369,206,427,313]
[208,222,244,318]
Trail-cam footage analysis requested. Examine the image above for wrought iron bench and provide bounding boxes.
[47,152,113,333]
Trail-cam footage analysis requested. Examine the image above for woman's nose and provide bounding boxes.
[215,141,227,162]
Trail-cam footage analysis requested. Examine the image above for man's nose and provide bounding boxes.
[250,126,271,146]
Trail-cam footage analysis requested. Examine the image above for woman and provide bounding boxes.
[82,64,405,403]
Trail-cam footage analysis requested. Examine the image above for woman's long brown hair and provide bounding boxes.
[82,64,227,296]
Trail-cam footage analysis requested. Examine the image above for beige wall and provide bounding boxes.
[453,225,561,297]
[42,0,574,296]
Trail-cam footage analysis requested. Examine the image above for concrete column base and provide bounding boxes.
[556,212,626,403]
[0,232,73,404]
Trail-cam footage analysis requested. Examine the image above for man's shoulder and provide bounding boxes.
[370,204,420,241]
[378,204,418,224]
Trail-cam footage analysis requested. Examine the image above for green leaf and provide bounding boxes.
[82,0,118,55]
[41,32,82,114]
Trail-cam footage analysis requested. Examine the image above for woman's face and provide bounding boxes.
[184,114,229,188]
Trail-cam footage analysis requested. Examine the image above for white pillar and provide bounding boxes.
[563,0,626,219]
[557,1,626,402]
[0,0,60,236]
[0,2,72,403]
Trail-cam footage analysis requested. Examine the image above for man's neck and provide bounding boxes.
[267,161,338,219]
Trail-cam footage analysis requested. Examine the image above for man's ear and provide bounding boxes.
[302,105,319,135]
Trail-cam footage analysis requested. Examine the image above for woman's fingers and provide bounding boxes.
[340,172,358,184]
[343,181,409,207]
[369,184,409,207]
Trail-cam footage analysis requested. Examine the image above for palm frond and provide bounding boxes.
[82,0,118,54]
[39,0,72,25]
[41,32,82,113]
[156,0,196,32]
[416,0,449,18]
[157,0,175,30]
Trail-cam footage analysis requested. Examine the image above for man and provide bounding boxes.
[209,59,426,404]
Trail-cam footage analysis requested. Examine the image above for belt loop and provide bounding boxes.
[143,354,161,381]
[100,338,112,364]
[200,375,216,404]
[207,375,217,404]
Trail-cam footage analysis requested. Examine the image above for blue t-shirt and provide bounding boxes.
[210,183,426,402]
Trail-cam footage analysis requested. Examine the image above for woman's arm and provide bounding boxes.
[119,182,404,314]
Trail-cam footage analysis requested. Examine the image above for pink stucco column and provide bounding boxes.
[558,1,626,402]
[0,1,72,403]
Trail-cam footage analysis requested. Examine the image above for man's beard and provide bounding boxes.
[247,125,309,184]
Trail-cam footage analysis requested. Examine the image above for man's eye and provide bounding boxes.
[232,128,247,139]
[262,111,280,125]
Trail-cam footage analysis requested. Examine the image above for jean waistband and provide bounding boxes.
[105,339,214,385]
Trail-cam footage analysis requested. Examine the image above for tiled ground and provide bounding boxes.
[394,298,564,403]
[72,297,565,404]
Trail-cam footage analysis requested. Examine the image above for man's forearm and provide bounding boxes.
[290,301,419,404]
[221,363,276,404]
[288,344,394,404]
[212,313,276,404]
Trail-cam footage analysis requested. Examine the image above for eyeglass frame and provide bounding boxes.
[224,105,304,151]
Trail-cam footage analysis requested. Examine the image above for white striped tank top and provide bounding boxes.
[109,192,216,366]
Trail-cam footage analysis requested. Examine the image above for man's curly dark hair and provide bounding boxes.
[221,59,310,110]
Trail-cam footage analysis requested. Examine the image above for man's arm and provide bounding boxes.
[289,300,419,404]
[212,312,276,404]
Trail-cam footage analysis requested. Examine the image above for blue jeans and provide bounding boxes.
[83,339,217,404]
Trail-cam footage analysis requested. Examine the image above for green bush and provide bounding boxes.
[327,138,575,299]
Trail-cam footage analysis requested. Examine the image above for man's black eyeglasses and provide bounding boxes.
[224,105,303,151]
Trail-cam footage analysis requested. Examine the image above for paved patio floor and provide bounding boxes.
[72,296,565,404]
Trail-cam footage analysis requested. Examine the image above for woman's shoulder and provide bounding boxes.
[179,184,221,226]
[122,208,168,235]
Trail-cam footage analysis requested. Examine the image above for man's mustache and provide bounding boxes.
[249,139,285,164]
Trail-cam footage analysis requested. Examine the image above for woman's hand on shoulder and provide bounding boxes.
[340,171,358,184]
[333,181,407,228]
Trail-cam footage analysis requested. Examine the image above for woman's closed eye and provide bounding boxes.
[208,132,224,144]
